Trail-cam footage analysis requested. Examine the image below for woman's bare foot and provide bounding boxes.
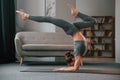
[16,10,29,20]
[67,3,78,16]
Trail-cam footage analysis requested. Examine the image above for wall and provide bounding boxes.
[16,0,55,32]
[55,0,76,33]
[115,0,120,63]
[76,0,115,16]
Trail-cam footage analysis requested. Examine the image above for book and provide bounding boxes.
[108,32,112,37]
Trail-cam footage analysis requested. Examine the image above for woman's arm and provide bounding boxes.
[53,56,82,72]
[53,66,78,72]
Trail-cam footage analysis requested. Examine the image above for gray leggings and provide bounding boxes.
[29,12,96,36]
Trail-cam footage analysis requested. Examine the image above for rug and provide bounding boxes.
[20,63,120,75]
[21,68,120,75]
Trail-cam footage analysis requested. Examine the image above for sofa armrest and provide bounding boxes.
[14,35,23,57]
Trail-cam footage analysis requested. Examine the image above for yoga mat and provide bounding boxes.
[20,68,120,75]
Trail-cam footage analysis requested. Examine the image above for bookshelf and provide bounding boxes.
[81,16,115,58]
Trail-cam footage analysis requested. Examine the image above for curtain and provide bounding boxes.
[0,0,16,63]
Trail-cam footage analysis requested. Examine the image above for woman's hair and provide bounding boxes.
[65,51,74,63]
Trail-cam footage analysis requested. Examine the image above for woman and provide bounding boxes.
[16,3,96,72]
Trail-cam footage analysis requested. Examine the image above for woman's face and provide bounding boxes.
[67,58,75,66]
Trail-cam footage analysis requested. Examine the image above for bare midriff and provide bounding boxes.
[73,32,86,41]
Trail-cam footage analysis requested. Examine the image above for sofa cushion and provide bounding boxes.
[18,32,73,44]
[22,44,74,51]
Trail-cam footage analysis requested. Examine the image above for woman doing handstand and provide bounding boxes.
[16,3,96,72]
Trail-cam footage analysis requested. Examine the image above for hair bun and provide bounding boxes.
[65,51,74,63]
[65,51,71,56]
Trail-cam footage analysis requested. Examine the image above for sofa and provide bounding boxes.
[14,32,75,65]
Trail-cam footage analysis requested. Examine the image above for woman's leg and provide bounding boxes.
[16,10,79,36]
[29,16,79,36]
[73,12,96,29]
[67,3,96,29]
[29,16,72,30]
[16,10,72,29]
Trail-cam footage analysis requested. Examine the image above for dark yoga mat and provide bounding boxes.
[20,68,120,75]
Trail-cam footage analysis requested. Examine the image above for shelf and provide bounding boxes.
[87,50,112,52]
[82,16,114,58]
[81,29,112,31]
[89,43,112,45]
[86,36,112,38]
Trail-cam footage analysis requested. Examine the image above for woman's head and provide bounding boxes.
[65,51,75,66]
